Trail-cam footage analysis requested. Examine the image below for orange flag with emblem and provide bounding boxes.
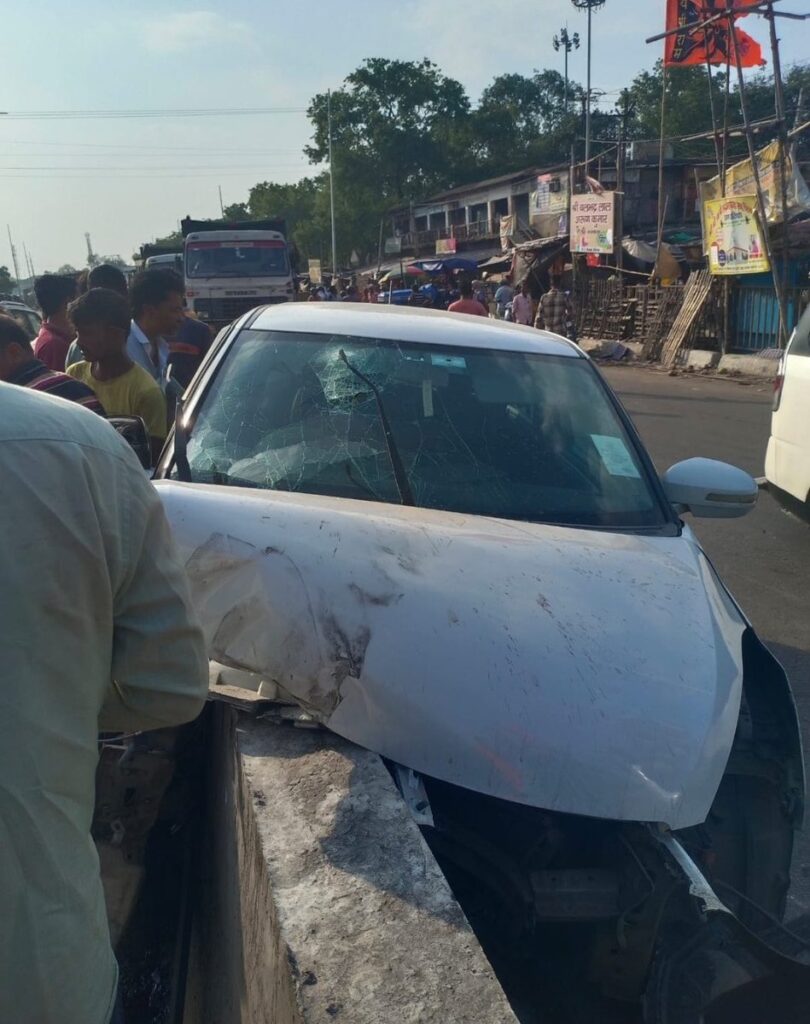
[664,0,766,67]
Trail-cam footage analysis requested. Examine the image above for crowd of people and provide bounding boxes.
[0,265,214,463]
[301,269,576,339]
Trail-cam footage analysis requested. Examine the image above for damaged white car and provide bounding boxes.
[151,303,806,1022]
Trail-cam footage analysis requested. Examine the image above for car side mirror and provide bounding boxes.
[662,458,757,519]
[109,415,151,470]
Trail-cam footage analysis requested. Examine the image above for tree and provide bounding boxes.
[473,70,577,173]
[0,265,14,294]
[307,58,471,201]
[56,264,79,275]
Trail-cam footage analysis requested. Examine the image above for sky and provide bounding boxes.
[0,0,804,272]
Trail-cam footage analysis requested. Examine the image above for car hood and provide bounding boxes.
[157,481,746,829]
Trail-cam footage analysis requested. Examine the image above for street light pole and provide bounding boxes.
[327,90,337,276]
[572,0,606,171]
[553,26,580,112]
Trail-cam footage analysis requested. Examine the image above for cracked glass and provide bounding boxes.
[180,329,666,528]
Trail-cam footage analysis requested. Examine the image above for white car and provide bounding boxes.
[766,303,810,509]
[151,303,807,1021]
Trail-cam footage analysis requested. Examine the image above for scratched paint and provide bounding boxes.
[158,480,747,830]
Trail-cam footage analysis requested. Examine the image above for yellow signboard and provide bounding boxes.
[699,140,810,226]
[704,195,770,276]
[570,193,615,254]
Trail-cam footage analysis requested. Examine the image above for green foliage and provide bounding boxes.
[154,55,808,267]
[0,265,14,293]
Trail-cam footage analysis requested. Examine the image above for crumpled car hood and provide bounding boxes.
[157,481,746,829]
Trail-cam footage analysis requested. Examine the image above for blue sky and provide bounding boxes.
[0,0,803,271]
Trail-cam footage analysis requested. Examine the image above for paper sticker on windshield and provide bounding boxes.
[431,354,466,369]
[590,434,640,478]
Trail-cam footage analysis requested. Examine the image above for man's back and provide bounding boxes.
[0,384,207,1024]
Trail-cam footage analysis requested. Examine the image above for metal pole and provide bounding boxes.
[328,90,337,276]
[7,225,21,297]
[218,185,225,217]
[585,6,592,169]
[767,0,792,344]
[617,96,626,280]
[728,12,787,346]
[657,64,668,245]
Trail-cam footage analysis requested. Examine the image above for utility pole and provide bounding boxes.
[765,1,791,344]
[572,0,606,171]
[327,90,337,276]
[553,26,580,110]
[218,185,225,217]
[616,90,634,280]
[7,225,21,297]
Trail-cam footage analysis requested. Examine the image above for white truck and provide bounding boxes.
[181,216,295,330]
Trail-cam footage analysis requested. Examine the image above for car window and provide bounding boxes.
[2,308,40,340]
[788,304,810,357]
[179,330,668,530]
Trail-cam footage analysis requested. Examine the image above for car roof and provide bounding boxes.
[247,302,583,358]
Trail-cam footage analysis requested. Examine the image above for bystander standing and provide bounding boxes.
[0,314,104,414]
[65,264,130,369]
[535,275,573,337]
[67,288,167,462]
[0,381,207,1024]
[494,279,514,319]
[32,274,77,371]
[448,280,488,317]
[512,281,533,326]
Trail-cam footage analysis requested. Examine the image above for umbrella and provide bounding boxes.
[411,257,478,274]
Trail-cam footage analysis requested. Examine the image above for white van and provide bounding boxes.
[765,303,810,507]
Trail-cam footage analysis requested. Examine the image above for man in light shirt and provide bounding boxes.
[127,268,186,384]
[0,383,208,1024]
[511,281,534,326]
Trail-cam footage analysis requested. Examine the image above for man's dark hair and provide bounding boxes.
[130,268,184,317]
[34,275,77,318]
[0,314,32,350]
[88,264,129,298]
[459,279,473,299]
[69,288,131,332]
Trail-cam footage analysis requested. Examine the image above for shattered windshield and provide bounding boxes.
[181,329,666,528]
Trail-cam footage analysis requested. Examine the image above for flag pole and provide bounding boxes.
[766,0,792,342]
[655,62,669,274]
[728,10,787,345]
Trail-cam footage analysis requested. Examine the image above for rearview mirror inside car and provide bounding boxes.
[662,458,757,519]
[109,415,151,471]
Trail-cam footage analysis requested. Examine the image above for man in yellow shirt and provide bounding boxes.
[67,288,167,463]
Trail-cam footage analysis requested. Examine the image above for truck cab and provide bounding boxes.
[182,218,295,329]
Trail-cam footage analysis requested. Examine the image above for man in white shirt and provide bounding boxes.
[0,383,208,1024]
[127,268,186,384]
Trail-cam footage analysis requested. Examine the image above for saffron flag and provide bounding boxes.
[664,0,766,67]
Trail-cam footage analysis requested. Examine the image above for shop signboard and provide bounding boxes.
[703,195,770,275]
[570,193,615,254]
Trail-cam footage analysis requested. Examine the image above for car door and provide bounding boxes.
[771,306,810,503]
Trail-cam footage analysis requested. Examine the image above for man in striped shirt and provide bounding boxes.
[0,315,105,416]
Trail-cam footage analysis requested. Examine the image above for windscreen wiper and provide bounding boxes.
[337,349,414,506]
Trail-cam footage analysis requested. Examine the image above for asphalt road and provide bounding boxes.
[602,365,810,919]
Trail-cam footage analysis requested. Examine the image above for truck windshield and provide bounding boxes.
[180,330,669,530]
[186,240,289,279]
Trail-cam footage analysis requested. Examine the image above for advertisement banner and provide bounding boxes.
[384,236,403,255]
[699,141,810,230]
[704,195,770,275]
[308,258,322,284]
[436,237,457,255]
[570,193,615,254]
[532,174,569,216]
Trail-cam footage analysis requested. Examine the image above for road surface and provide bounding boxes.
[603,364,810,920]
